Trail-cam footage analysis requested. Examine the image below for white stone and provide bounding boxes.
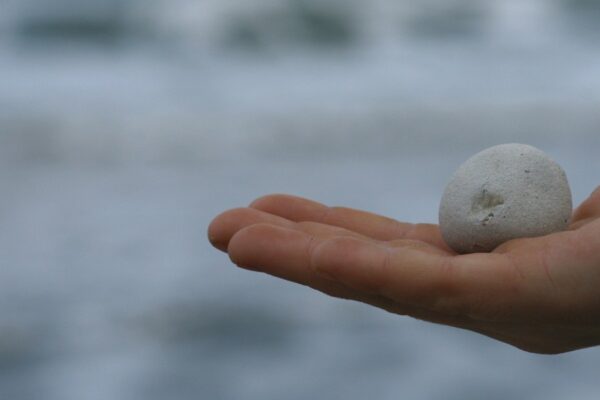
[438,143,572,254]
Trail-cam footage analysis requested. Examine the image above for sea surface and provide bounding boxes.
[2,1,600,399]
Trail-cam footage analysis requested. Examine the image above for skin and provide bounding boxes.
[207,187,600,354]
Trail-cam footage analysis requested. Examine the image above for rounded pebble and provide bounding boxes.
[438,143,572,254]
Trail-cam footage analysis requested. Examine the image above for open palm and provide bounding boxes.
[208,189,600,354]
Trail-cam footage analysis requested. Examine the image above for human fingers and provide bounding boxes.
[226,223,406,311]
[250,194,453,251]
[208,208,296,251]
[208,207,373,252]
[227,223,476,326]
[229,221,511,321]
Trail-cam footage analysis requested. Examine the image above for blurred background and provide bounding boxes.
[2,0,600,399]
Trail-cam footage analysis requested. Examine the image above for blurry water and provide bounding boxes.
[1,1,600,399]
[2,0,600,164]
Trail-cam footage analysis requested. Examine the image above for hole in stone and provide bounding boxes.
[481,212,494,226]
[470,188,505,225]
[471,188,505,213]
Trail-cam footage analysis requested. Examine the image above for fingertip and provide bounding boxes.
[207,212,231,252]
[226,223,311,272]
[226,223,265,269]
[207,208,249,252]
[225,227,244,267]
[249,193,287,209]
[208,233,227,252]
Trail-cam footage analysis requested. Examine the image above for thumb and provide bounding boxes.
[571,186,600,227]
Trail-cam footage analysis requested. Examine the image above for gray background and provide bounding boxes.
[1,1,600,399]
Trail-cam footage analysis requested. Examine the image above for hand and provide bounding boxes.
[208,189,600,354]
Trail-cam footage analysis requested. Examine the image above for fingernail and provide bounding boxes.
[210,240,228,253]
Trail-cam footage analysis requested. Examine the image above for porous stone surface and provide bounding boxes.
[439,143,572,254]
